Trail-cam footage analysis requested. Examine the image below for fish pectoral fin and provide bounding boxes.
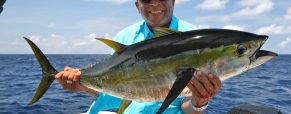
[153,27,180,38]
[117,99,132,114]
[156,67,196,114]
[96,38,126,53]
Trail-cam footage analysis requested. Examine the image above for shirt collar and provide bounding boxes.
[143,16,178,39]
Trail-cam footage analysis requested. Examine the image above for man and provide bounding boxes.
[55,0,221,114]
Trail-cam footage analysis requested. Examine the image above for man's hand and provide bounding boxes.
[182,71,221,114]
[55,66,99,97]
[188,71,221,106]
[55,66,85,92]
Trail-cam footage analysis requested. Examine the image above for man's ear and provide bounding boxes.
[135,1,139,10]
[135,1,141,13]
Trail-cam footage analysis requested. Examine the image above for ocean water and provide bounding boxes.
[0,54,290,114]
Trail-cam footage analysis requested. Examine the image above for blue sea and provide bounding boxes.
[0,54,290,114]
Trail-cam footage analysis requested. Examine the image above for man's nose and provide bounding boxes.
[149,0,161,6]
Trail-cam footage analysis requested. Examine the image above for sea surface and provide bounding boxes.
[0,54,290,114]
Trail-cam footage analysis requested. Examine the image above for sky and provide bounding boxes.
[0,0,290,54]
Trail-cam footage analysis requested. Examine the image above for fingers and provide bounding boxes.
[187,82,202,98]
[69,69,81,84]
[73,70,81,83]
[55,71,64,79]
[190,75,209,98]
[54,66,82,91]
[196,71,215,96]
[68,69,76,81]
[188,70,222,99]
[64,66,71,71]
[207,73,221,92]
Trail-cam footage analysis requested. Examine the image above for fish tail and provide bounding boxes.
[24,37,58,105]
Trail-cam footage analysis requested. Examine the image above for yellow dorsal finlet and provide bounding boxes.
[96,38,126,53]
[153,27,180,38]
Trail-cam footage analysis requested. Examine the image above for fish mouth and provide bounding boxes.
[249,35,269,61]
[249,50,278,69]
[255,35,278,58]
[255,50,278,58]
[248,35,277,67]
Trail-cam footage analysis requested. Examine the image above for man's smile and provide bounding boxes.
[149,10,164,14]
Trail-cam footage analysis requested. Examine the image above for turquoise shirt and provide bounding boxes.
[87,16,197,114]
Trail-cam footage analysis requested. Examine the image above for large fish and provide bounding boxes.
[25,28,277,114]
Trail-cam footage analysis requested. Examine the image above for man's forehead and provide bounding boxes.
[136,0,174,2]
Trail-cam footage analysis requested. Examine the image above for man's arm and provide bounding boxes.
[181,71,221,114]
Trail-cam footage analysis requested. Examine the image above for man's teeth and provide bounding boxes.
[150,10,162,13]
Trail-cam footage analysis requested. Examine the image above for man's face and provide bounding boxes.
[136,0,175,28]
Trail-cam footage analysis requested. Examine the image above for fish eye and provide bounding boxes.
[236,44,246,57]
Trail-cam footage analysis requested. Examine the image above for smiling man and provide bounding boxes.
[55,0,221,114]
[137,0,173,29]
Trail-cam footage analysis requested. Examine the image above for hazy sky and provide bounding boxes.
[0,0,290,54]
